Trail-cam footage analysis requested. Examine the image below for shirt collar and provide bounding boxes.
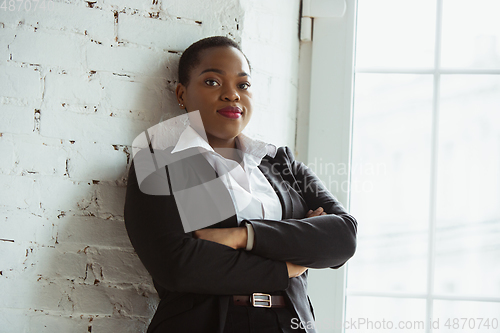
[171,125,277,159]
[171,125,213,155]
[236,131,277,159]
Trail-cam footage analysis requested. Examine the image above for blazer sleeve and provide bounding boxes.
[124,160,290,295]
[244,146,357,269]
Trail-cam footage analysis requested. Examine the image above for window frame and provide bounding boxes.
[296,0,357,332]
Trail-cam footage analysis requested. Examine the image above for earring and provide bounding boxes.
[179,103,184,108]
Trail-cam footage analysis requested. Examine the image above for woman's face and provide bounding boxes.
[176,46,253,148]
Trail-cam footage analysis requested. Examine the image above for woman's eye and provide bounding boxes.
[205,79,219,86]
[239,82,251,90]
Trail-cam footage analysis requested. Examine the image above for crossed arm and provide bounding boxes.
[193,146,357,271]
[193,207,328,277]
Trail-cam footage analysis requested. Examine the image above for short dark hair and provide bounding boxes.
[178,36,252,87]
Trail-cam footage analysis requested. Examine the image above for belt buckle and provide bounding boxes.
[251,293,271,308]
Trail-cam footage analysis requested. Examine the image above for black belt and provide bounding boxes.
[233,293,286,308]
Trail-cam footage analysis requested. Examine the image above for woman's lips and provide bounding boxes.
[217,106,242,119]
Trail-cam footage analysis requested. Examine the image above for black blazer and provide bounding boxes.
[124,145,357,333]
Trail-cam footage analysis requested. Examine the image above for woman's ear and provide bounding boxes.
[175,83,187,110]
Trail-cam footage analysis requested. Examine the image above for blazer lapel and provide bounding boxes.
[258,155,293,220]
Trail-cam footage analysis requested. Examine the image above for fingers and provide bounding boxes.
[306,207,327,217]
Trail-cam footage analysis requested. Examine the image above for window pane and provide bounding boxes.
[356,0,436,69]
[348,74,433,293]
[433,300,500,332]
[441,0,500,69]
[346,296,426,332]
[435,75,500,297]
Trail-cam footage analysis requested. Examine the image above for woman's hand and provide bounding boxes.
[286,261,308,278]
[305,206,327,218]
[193,227,247,250]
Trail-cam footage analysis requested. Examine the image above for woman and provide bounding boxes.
[124,36,357,333]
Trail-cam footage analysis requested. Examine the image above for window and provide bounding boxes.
[346,0,500,331]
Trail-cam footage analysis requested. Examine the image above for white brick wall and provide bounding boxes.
[0,0,300,331]
[0,65,42,101]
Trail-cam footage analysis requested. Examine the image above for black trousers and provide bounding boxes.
[223,293,307,333]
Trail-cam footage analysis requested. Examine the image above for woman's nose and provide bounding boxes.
[221,87,240,101]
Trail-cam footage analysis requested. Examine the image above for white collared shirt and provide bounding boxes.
[171,125,283,250]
